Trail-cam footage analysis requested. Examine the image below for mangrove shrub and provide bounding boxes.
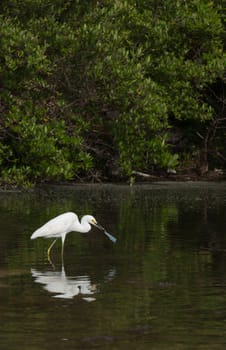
[0,0,225,184]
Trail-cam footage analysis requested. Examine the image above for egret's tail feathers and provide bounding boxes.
[30,231,39,240]
[30,228,46,240]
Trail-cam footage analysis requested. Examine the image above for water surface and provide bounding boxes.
[1,182,226,349]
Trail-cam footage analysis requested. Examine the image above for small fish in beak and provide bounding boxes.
[91,220,117,243]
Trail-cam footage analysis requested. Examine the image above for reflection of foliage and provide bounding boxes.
[118,192,179,254]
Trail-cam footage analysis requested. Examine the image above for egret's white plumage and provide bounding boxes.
[31,212,101,259]
[31,212,96,240]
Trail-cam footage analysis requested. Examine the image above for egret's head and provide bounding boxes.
[91,217,97,225]
[82,215,104,230]
[85,215,104,231]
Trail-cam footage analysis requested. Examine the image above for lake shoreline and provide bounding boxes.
[0,169,226,192]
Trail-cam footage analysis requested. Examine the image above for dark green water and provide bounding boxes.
[1,182,226,350]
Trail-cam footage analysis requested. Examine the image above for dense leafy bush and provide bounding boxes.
[0,14,92,185]
[0,0,225,185]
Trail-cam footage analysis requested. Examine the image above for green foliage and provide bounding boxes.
[64,0,225,175]
[0,0,225,185]
[1,104,92,184]
[0,11,92,186]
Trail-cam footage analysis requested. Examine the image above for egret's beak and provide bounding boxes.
[91,220,117,243]
[91,220,105,231]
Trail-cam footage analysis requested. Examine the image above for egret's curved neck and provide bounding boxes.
[78,216,92,233]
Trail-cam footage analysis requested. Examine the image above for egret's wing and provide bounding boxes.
[31,212,78,239]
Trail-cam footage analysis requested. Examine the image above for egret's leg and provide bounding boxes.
[47,238,58,260]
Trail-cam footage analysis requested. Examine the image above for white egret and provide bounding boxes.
[30,212,117,260]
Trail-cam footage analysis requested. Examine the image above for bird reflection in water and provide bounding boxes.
[31,265,116,301]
